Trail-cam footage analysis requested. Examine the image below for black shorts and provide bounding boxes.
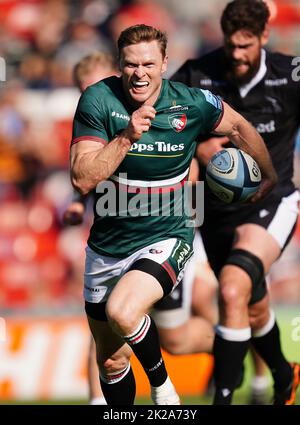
[201,190,299,277]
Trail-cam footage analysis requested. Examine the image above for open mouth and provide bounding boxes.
[233,62,249,69]
[131,81,150,89]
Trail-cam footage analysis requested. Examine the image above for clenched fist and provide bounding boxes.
[124,105,156,143]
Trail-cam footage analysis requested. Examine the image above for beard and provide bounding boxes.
[226,57,261,85]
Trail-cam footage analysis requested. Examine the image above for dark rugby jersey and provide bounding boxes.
[172,48,300,212]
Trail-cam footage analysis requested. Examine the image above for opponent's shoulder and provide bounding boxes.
[267,50,295,65]
[183,48,223,73]
[188,48,223,70]
[266,50,297,76]
[264,51,300,92]
[171,48,224,85]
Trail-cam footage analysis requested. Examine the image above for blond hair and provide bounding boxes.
[73,51,116,88]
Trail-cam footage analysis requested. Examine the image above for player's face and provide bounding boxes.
[120,40,168,107]
[224,30,268,84]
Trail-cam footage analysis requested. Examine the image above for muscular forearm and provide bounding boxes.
[71,105,156,195]
[71,133,132,195]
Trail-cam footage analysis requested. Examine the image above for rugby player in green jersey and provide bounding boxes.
[65,51,218,406]
[70,24,277,405]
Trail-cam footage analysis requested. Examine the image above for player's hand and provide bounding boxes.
[250,172,278,203]
[63,201,85,225]
[196,136,229,166]
[124,105,156,142]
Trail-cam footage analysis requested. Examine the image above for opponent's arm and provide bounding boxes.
[71,105,156,195]
[213,101,278,201]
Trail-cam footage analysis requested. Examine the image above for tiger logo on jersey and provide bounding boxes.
[168,113,187,132]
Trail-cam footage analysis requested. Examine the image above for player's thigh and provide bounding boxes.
[108,237,194,318]
[84,246,163,314]
[234,191,300,271]
[234,224,281,272]
[107,269,164,322]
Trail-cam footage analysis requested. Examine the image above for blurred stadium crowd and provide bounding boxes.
[1,0,300,313]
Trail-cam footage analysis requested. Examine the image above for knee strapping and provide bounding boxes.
[225,249,267,305]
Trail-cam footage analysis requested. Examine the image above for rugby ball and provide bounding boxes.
[206,148,261,203]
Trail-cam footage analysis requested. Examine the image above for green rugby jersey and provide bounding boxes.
[72,76,223,257]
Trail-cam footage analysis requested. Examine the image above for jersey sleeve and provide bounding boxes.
[71,87,108,145]
[193,88,224,134]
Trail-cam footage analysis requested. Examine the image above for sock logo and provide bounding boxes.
[147,357,163,373]
[221,388,231,397]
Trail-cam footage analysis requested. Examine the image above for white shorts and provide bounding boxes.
[84,238,193,304]
[151,232,215,328]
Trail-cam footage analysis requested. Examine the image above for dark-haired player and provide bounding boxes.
[172,0,300,405]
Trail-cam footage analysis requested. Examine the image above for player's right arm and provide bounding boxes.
[70,105,156,195]
[213,101,278,202]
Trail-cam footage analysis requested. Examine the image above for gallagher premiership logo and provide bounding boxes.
[168,113,187,132]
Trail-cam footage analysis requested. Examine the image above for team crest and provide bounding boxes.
[168,113,187,132]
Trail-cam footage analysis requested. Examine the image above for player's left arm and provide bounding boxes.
[213,101,278,202]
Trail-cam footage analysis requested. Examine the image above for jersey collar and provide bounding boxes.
[239,49,267,98]
[153,79,166,108]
